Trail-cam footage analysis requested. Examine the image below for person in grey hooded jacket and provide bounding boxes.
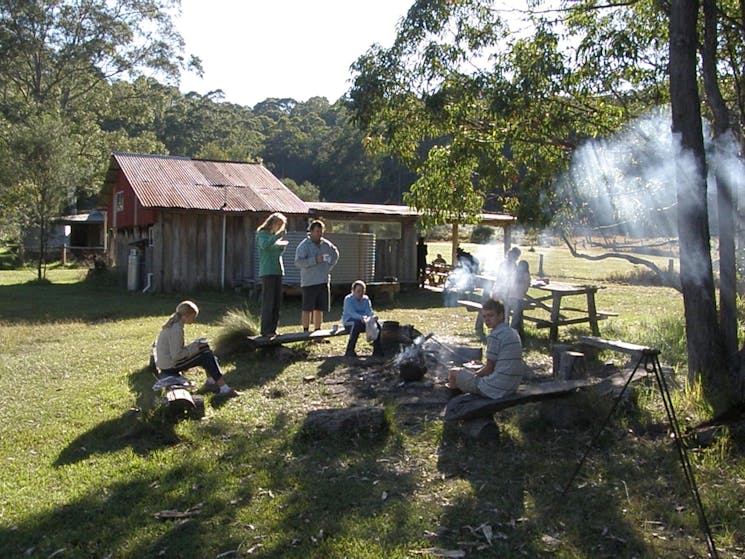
[294,220,339,332]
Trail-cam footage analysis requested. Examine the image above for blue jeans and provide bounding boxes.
[160,348,223,382]
[345,319,383,355]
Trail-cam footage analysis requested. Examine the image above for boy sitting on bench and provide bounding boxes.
[448,298,525,398]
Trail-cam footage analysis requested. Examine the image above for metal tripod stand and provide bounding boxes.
[561,347,719,559]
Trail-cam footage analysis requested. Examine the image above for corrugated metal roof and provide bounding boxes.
[310,201,515,225]
[112,152,309,214]
[54,210,106,224]
[310,201,419,216]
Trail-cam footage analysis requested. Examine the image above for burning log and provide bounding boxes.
[393,334,483,382]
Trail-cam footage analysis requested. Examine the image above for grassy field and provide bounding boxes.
[1,248,744,558]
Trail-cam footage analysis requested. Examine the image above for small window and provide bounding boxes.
[148,226,154,247]
[114,191,124,212]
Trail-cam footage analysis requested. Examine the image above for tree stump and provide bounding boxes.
[551,344,572,376]
[557,351,587,380]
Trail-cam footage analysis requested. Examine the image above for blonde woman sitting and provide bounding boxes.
[155,301,239,397]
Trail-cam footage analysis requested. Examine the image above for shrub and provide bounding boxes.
[470,225,495,244]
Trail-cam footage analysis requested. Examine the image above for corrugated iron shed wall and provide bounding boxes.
[252,232,375,286]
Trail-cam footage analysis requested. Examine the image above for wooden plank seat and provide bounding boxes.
[575,336,659,365]
[444,370,638,422]
[577,336,658,355]
[248,326,349,348]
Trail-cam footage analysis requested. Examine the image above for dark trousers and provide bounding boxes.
[345,319,383,355]
[260,275,283,336]
[161,348,222,382]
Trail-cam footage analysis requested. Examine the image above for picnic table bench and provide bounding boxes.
[424,263,451,287]
[523,281,614,342]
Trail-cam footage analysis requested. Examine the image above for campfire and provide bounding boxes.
[393,333,482,382]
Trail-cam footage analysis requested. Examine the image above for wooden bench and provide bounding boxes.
[247,326,349,348]
[444,370,643,440]
[575,336,658,366]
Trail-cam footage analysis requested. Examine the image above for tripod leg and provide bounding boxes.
[560,354,646,496]
[651,355,719,559]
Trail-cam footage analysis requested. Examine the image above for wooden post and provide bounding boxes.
[549,292,562,342]
[451,223,459,265]
[586,287,600,336]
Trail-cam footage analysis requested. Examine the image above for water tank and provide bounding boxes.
[127,248,140,291]
[253,232,375,286]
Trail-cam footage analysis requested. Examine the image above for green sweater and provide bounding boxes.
[256,230,286,277]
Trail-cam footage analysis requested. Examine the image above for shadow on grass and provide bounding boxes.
[431,397,669,558]
[54,367,182,467]
[1,458,257,558]
[0,272,263,326]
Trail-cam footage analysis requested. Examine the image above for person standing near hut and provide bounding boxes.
[507,259,531,334]
[416,237,428,288]
[256,212,288,338]
[294,220,339,332]
[155,301,239,397]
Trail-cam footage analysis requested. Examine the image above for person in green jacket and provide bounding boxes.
[256,212,288,337]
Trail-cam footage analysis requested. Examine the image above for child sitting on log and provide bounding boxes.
[155,300,240,397]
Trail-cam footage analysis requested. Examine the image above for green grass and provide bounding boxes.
[1,250,744,558]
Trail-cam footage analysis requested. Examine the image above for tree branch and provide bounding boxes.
[560,231,680,291]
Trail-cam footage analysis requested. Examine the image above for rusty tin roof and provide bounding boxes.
[309,201,515,225]
[109,152,309,214]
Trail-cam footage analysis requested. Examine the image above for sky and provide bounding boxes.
[175,0,412,108]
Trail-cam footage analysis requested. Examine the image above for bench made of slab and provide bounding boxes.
[444,370,637,422]
[247,327,349,348]
[576,336,658,357]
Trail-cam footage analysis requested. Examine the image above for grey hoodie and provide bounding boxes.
[294,235,339,286]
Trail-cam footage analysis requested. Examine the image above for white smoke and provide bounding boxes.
[553,106,745,285]
[555,107,681,238]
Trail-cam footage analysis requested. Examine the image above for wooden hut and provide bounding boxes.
[102,152,309,292]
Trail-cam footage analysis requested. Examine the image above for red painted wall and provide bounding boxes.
[108,172,157,229]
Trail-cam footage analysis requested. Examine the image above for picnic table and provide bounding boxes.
[461,278,616,342]
[523,281,614,342]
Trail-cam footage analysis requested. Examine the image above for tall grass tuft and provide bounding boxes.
[212,306,260,356]
[643,313,688,368]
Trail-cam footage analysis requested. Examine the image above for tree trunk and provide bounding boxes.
[669,0,732,412]
[702,0,743,399]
